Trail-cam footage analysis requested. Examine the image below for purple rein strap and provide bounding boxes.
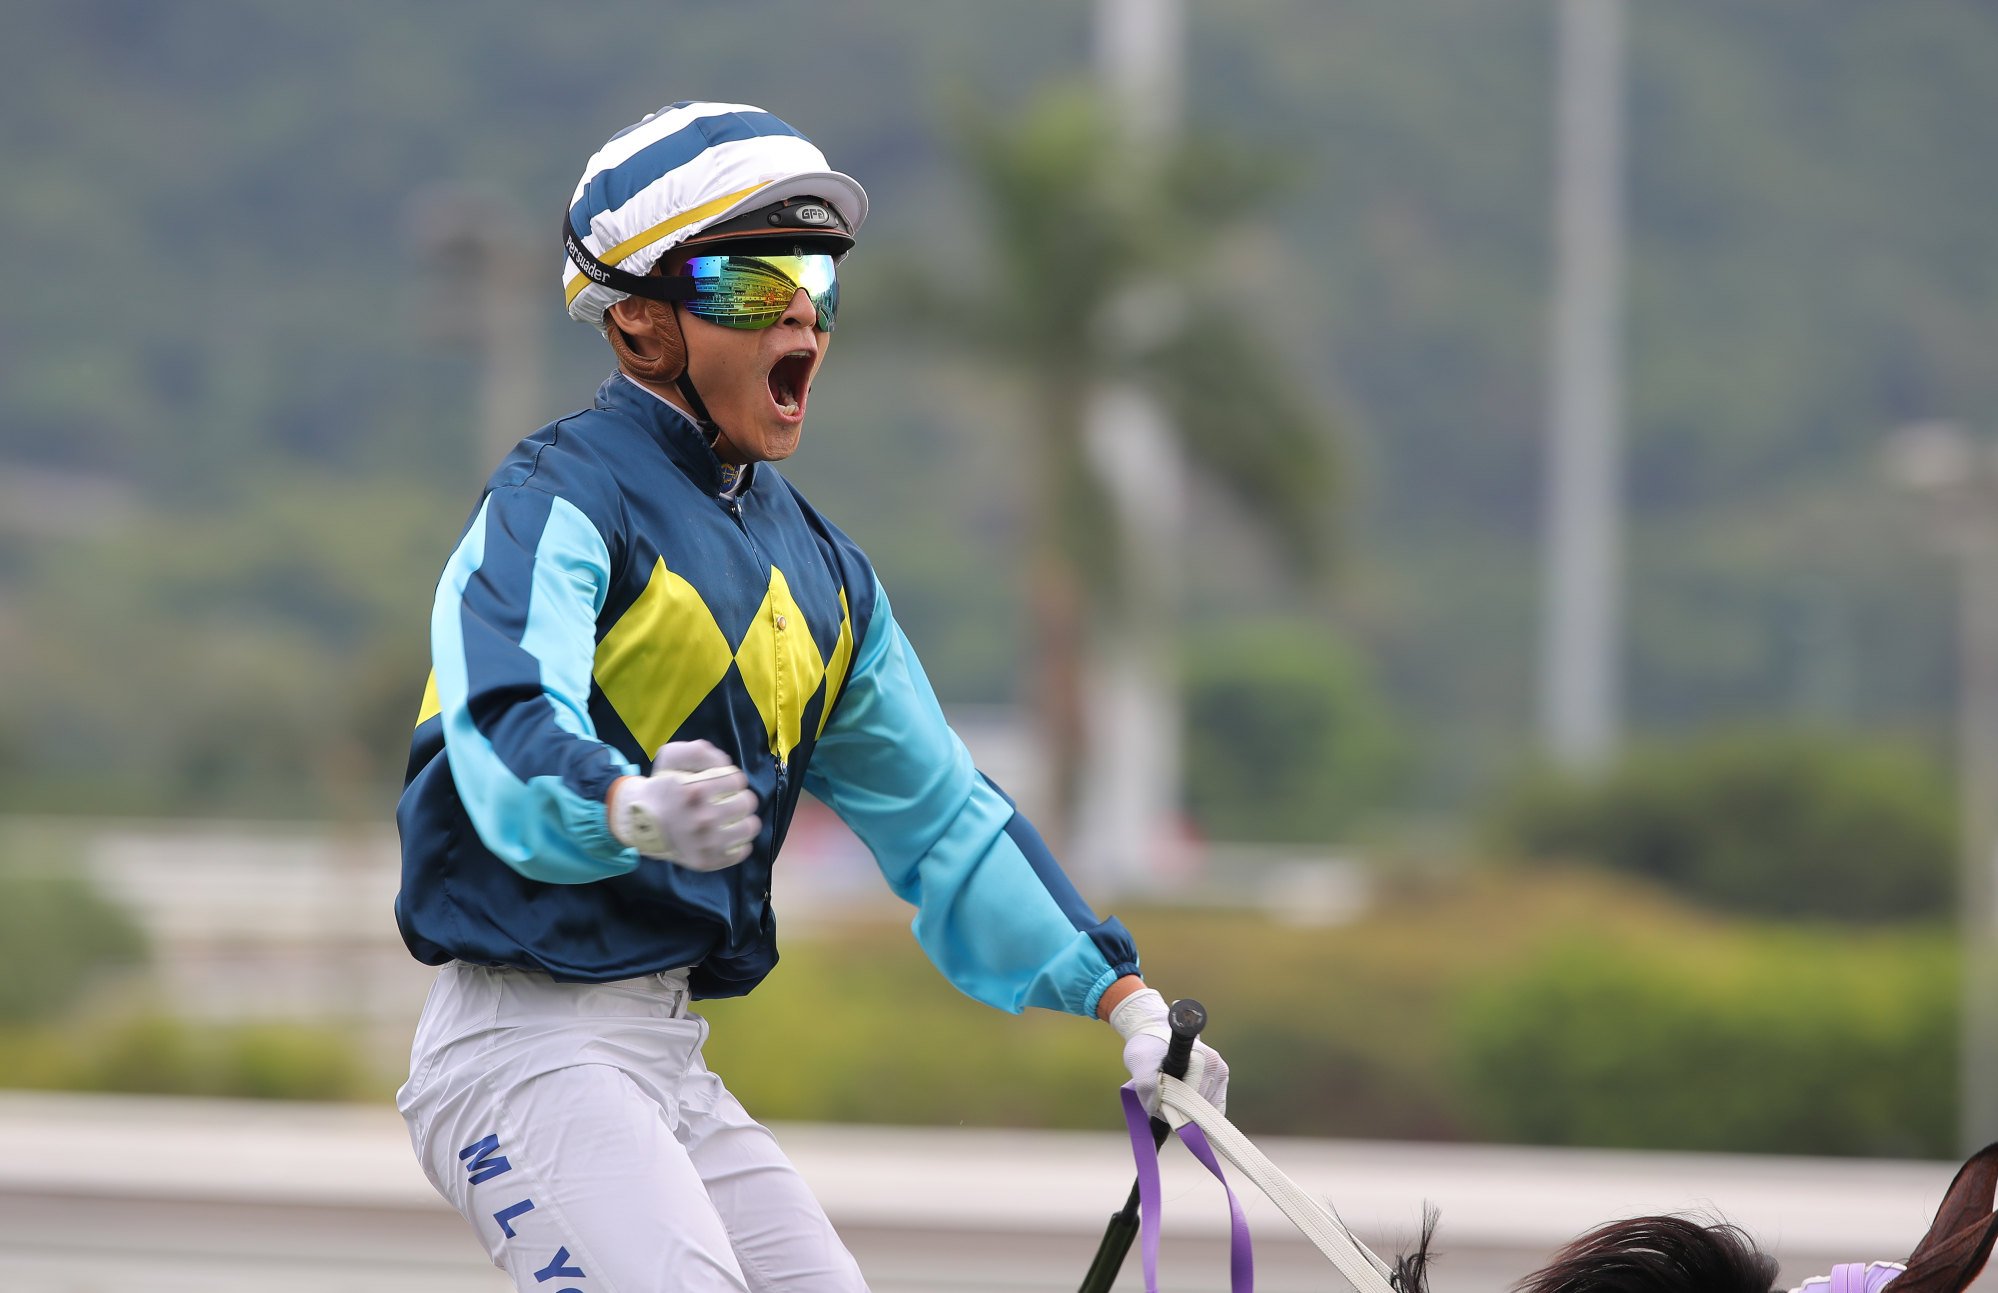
[1120,1081,1256,1292]
[1077,998,1254,1293]
[1801,1263,1905,1293]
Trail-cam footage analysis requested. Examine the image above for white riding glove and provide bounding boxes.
[1110,987,1229,1122]
[607,740,760,872]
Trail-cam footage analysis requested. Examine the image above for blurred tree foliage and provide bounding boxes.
[1484,727,1956,920]
[926,84,1342,833]
[1453,931,1954,1157]
[0,856,145,1024]
[0,470,458,817]
[0,863,1951,1154]
[0,1013,384,1102]
[1181,618,1403,842]
[3,3,1997,820]
[695,869,1952,1154]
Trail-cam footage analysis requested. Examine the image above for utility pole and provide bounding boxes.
[1096,0,1182,148]
[409,188,547,474]
[1072,0,1188,892]
[1886,421,1998,1152]
[1541,0,1627,769]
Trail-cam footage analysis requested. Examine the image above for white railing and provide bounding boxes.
[0,1090,1958,1293]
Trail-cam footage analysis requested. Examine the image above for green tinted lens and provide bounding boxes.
[681,254,838,332]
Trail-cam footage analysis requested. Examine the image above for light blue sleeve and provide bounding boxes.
[802,580,1139,1017]
[434,487,640,884]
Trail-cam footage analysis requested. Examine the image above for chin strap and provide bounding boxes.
[674,370,750,469]
[674,371,720,438]
[601,290,746,470]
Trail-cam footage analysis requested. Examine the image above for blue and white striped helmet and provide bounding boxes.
[562,101,869,333]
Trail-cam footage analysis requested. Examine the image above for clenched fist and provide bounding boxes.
[607,740,761,872]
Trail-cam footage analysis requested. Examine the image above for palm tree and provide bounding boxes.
[932,83,1343,859]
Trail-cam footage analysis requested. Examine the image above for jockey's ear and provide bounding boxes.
[1889,1142,1998,1293]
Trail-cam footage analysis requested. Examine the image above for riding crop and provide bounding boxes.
[1080,1000,1405,1293]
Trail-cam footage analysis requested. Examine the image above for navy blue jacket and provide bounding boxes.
[395,375,1138,1013]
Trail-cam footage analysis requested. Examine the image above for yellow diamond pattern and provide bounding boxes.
[594,558,856,761]
[594,557,738,755]
[737,568,822,763]
[415,670,442,727]
[817,589,854,740]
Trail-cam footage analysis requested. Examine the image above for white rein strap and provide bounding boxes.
[1156,1075,1401,1293]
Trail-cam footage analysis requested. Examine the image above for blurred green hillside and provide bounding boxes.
[3,1,1995,825]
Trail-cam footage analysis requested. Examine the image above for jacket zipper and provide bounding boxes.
[772,597,791,797]
[721,490,789,802]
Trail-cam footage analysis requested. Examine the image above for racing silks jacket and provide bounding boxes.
[394,373,1139,1016]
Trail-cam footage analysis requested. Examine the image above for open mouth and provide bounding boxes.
[767,352,814,419]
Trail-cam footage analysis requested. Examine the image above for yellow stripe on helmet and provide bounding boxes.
[563,180,774,307]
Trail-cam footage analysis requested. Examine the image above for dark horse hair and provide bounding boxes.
[1385,1140,1998,1293]
[1511,1215,1779,1293]
[1385,1212,1777,1293]
[1389,1204,1440,1292]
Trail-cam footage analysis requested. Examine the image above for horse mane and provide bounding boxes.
[1390,1202,1441,1292]
[1513,1214,1779,1293]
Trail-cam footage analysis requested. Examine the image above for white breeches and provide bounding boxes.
[397,962,870,1293]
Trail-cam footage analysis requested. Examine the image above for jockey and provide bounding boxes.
[392,100,1229,1293]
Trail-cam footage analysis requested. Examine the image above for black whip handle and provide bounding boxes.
[1077,997,1208,1293]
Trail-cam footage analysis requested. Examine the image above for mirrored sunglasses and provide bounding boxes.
[679,254,839,332]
